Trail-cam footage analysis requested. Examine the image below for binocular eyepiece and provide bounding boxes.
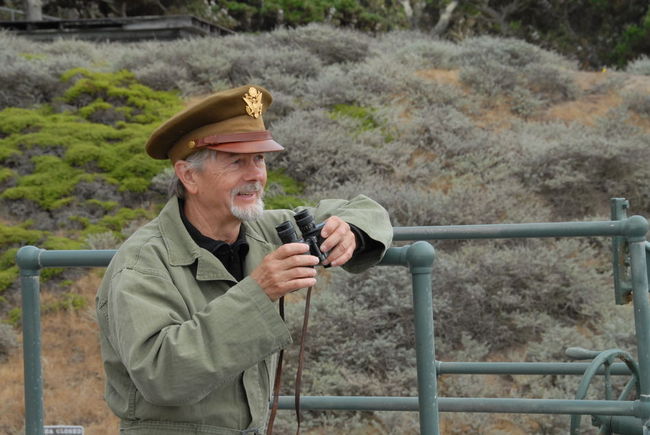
[276,209,329,266]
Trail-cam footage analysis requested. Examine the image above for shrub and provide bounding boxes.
[522,64,579,103]
[112,38,234,96]
[513,118,650,218]
[1,155,82,210]
[277,266,419,431]
[509,86,545,118]
[624,92,650,116]
[264,169,307,210]
[433,238,610,350]
[85,232,121,250]
[130,60,190,92]
[270,109,397,192]
[626,55,650,75]
[374,31,461,70]
[0,56,63,109]
[228,45,322,95]
[43,292,87,313]
[300,64,359,106]
[0,324,18,362]
[0,266,19,293]
[0,34,102,109]
[269,23,373,65]
[0,68,179,231]
[61,68,181,124]
[273,235,610,430]
[382,105,490,158]
[314,174,552,228]
[456,36,577,71]
[456,36,578,104]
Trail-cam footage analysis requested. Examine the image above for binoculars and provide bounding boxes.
[275,209,329,267]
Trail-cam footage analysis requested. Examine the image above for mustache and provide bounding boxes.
[232,182,264,196]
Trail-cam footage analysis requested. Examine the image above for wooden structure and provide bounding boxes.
[0,15,233,41]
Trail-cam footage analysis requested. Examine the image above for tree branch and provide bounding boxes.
[432,0,460,36]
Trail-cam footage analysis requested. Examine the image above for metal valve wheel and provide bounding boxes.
[566,347,641,435]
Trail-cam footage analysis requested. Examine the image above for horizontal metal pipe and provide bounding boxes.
[276,396,639,416]
[437,361,632,376]
[16,246,116,269]
[439,398,638,416]
[378,245,409,266]
[393,216,648,241]
[17,224,648,270]
[36,249,116,267]
[277,395,418,411]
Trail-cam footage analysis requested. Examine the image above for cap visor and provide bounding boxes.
[205,139,284,154]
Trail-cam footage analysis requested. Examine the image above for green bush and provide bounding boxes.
[43,292,87,313]
[0,266,19,293]
[1,155,83,210]
[0,68,180,229]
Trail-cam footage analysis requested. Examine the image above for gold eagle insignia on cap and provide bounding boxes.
[243,87,263,119]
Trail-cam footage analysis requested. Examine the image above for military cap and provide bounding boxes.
[146,84,283,162]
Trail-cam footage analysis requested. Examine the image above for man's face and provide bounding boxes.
[193,151,267,222]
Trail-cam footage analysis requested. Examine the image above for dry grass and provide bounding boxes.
[415,69,461,87]
[540,71,650,133]
[0,270,119,434]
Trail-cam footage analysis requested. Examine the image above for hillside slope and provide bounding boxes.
[1,25,649,433]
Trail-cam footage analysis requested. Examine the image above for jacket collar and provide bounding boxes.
[157,197,275,281]
[157,197,236,282]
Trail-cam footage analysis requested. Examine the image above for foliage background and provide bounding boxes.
[1,21,650,434]
[2,0,650,69]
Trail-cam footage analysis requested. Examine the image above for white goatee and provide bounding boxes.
[230,182,265,221]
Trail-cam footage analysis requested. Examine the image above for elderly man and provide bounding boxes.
[96,85,392,434]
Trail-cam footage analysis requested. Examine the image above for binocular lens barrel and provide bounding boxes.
[275,211,329,267]
[294,209,317,235]
[276,220,300,244]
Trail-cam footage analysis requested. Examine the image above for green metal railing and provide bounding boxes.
[16,198,650,435]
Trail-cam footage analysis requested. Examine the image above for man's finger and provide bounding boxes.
[323,243,354,267]
[320,219,349,253]
[275,242,311,258]
[284,255,320,269]
[319,217,340,239]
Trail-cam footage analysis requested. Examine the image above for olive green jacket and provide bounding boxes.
[96,195,392,434]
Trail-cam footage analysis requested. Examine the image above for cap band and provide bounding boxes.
[195,131,273,148]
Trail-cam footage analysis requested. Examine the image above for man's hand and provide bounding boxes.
[319,216,356,267]
[251,243,319,301]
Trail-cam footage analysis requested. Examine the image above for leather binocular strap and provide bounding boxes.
[266,287,313,435]
[294,286,313,434]
[266,296,285,435]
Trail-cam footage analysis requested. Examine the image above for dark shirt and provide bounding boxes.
[178,199,249,281]
[179,199,373,281]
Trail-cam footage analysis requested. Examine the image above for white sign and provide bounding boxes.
[44,426,84,435]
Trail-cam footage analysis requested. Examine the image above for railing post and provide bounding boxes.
[631,239,650,399]
[645,242,650,291]
[406,241,439,435]
[16,246,46,435]
[622,217,650,410]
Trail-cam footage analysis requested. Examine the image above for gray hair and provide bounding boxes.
[168,149,217,199]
